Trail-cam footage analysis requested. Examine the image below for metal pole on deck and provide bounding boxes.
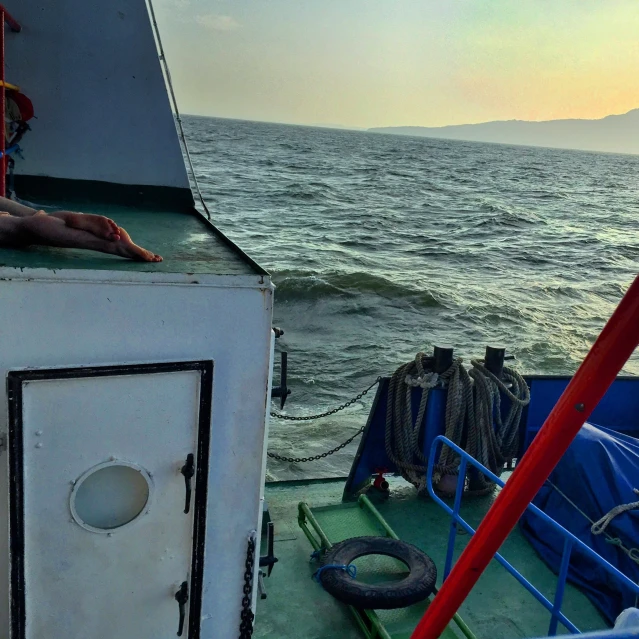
[410,275,639,639]
[432,346,454,374]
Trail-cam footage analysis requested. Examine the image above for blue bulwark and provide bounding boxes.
[343,378,449,499]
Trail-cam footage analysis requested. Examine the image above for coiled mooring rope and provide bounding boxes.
[466,359,531,491]
[384,352,530,493]
[384,353,472,491]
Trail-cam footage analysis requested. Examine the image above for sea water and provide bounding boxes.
[184,116,639,479]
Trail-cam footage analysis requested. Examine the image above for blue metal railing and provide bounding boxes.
[0,143,18,158]
[426,436,639,637]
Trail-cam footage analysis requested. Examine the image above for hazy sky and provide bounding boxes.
[154,0,639,129]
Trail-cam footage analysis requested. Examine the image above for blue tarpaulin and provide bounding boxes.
[520,423,639,625]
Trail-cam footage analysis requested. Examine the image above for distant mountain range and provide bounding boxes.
[369,109,639,155]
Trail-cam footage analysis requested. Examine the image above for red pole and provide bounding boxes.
[0,7,20,199]
[411,275,639,639]
[1,8,5,198]
[0,6,20,33]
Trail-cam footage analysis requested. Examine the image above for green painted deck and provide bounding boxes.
[0,205,257,275]
[257,478,607,639]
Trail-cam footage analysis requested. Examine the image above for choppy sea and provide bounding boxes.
[184,116,639,480]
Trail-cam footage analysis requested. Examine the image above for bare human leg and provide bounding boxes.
[0,198,121,242]
[51,211,121,241]
[0,212,162,262]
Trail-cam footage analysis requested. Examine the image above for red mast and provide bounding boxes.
[0,5,21,197]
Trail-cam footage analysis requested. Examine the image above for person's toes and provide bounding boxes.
[114,226,161,262]
[127,243,158,262]
[141,250,160,262]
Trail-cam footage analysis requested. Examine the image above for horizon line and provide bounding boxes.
[182,106,639,133]
[180,113,639,158]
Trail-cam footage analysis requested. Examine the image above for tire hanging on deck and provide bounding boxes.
[316,536,437,610]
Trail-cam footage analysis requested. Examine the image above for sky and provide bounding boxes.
[153,0,639,129]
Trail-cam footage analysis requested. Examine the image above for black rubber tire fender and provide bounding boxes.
[318,536,437,610]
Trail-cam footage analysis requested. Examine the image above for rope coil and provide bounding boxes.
[591,488,639,566]
[384,353,471,491]
[548,481,639,566]
[384,353,530,493]
[591,488,639,537]
[466,359,530,492]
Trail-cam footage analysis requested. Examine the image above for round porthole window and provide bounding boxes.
[70,461,152,533]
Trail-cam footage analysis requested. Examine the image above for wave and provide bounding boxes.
[475,200,543,227]
[278,142,312,153]
[270,181,335,201]
[528,189,570,200]
[478,200,514,215]
[273,270,443,308]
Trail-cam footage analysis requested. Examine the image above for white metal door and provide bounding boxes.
[8,362,212,639]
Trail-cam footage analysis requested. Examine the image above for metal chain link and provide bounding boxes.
[239,534,256,639]
[267,377,382,463]
[267,425,366,463]
[270,376,382,421]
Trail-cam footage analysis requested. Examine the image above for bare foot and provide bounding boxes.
[112,227,162,262]
[56,212,121,241]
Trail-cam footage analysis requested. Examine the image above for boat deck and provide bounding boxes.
[257,478,607,639]
[0,203,258,275]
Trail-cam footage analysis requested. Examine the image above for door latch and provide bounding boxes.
[180,454,195,514]
[175,581,189,637]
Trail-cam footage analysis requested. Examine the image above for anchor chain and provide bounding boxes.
[239,534,256,639]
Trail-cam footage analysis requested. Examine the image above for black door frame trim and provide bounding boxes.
[7,360,213,639]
